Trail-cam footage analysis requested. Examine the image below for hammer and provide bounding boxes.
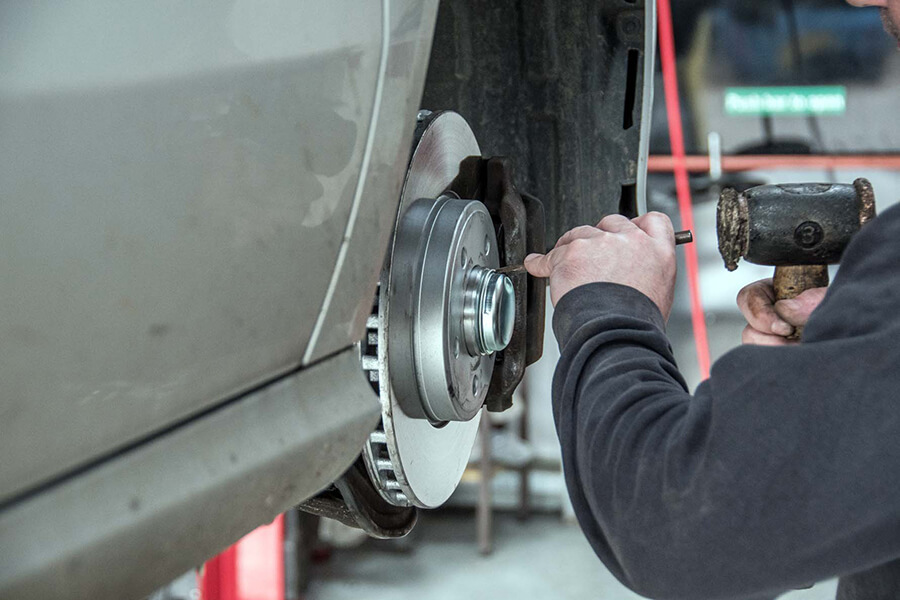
[717,178,876,338]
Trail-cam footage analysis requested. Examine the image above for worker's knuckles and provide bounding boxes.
[634,212,675,240]
[566,236,595,250]
[644,211,672,224]
[742,325,795,347]
[554,225,601,249]
[596,214,634,232]
[556,236,604,262]
[737,279,774,305]
[737,280,777,319]
[738,288,777,328]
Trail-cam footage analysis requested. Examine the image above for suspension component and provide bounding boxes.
[449,157,547,413]
[309,111,546,527]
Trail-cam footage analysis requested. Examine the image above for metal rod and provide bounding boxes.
[495,264,529,275]
[477,412,493,556]
[674,229,694,245]
[648,154,900,174]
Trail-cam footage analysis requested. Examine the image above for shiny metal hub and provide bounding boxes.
[464,267,515,356]
[388,195,504,424]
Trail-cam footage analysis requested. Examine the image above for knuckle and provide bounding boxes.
[742,325,772,346]
[557,226,594,248]
[736,284,751,306]
[599,214,627,227]
[560,228,578,242]
[742,284,768,309]
[569,237,591,250]
[747,300,772,324]
[741,325,756,345]
[745,289,764,309]
[554,234,571,249]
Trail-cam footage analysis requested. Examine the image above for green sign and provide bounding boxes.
[725,86,847,116]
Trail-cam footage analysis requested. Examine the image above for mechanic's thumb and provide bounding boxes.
[774,287,828,328]
[524,253,552,278]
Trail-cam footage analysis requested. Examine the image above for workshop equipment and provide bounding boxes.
[717,178,876,337]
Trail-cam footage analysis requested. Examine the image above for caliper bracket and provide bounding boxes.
[450,157,546,412]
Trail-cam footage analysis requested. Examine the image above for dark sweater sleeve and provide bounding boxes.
[552,204,900,600]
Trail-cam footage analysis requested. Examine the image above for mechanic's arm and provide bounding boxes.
[525,212,900,600]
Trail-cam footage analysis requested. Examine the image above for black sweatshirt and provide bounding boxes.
[551,203,900,600]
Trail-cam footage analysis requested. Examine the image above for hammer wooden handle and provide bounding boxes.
[773,265,830,301]
[773,265,829,339]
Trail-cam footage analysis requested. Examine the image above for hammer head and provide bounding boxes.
[717,178,876,271]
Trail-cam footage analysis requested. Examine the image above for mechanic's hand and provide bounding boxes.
[524,212,677,319]
[737,278,827,346]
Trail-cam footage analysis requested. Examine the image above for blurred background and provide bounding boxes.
[155,1,900,598]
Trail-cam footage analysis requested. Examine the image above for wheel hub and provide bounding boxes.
[389,195,512,423]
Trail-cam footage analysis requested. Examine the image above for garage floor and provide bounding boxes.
[308,511,838,600]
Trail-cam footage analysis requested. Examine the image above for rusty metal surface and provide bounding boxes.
[299,459,417,539]
[422,0,650,246]
[450,157,546,413]
[855,177,878,226]
[521,192,548,367]
[674,230,694,245]
[716,187,750,272]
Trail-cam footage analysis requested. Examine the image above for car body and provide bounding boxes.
[0,1,436,597]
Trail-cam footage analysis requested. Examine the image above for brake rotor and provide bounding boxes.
[360,111,509,509]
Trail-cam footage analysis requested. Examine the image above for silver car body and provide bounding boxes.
[0,1,438,597]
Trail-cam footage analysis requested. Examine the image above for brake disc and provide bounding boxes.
[360,111,514,509]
